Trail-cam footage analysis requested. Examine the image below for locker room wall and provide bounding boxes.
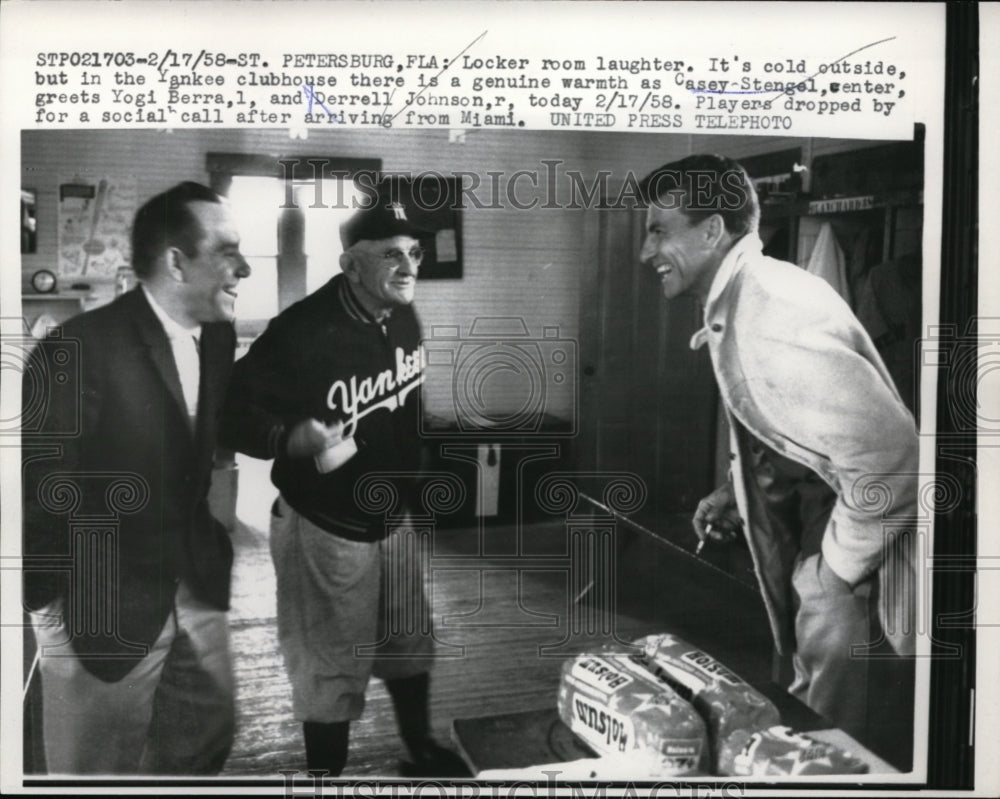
[20,129,877,423]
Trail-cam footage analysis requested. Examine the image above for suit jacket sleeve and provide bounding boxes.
[743,310,919,587]
[22,325,103,610]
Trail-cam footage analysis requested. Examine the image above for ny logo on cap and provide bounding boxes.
[390,202,408,221]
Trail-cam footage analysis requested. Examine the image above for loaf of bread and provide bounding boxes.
[718,726,869,776]
[631,633,782,772]
[557,650,708,776]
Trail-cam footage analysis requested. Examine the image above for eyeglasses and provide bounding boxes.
[378,246,425,266]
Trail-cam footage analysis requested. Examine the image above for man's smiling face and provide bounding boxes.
[640,202,720,302]
[178,200,250,323]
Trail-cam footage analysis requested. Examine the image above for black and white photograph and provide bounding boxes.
[0,1,990,796]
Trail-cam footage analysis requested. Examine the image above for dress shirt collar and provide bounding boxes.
[142,284,203,343]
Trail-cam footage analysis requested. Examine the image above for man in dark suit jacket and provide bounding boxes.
[22,182,251,774]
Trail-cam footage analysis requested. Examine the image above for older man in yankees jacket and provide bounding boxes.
[220,184,465,778]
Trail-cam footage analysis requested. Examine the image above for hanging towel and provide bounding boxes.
[806,221,852,305]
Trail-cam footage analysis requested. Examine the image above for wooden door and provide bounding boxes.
[578,199,719,525]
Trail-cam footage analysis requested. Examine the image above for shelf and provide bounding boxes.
[22,293,91,302]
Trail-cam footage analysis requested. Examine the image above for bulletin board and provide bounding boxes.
[58,176,137,278]
[397,176,463,280]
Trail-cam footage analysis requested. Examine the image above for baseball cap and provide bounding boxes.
[340,180,429,249]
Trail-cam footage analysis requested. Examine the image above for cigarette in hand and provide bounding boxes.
[696,523,713,555]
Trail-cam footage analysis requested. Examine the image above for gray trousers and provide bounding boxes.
[268,496,434,723]
[739,424,914,769]
[30,581,234,775]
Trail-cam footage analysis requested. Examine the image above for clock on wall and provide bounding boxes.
[30,269,57,294]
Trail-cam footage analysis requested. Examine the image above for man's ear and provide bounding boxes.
[703,214,728,249]
[164,248,187,283]
[340,250,360,282]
